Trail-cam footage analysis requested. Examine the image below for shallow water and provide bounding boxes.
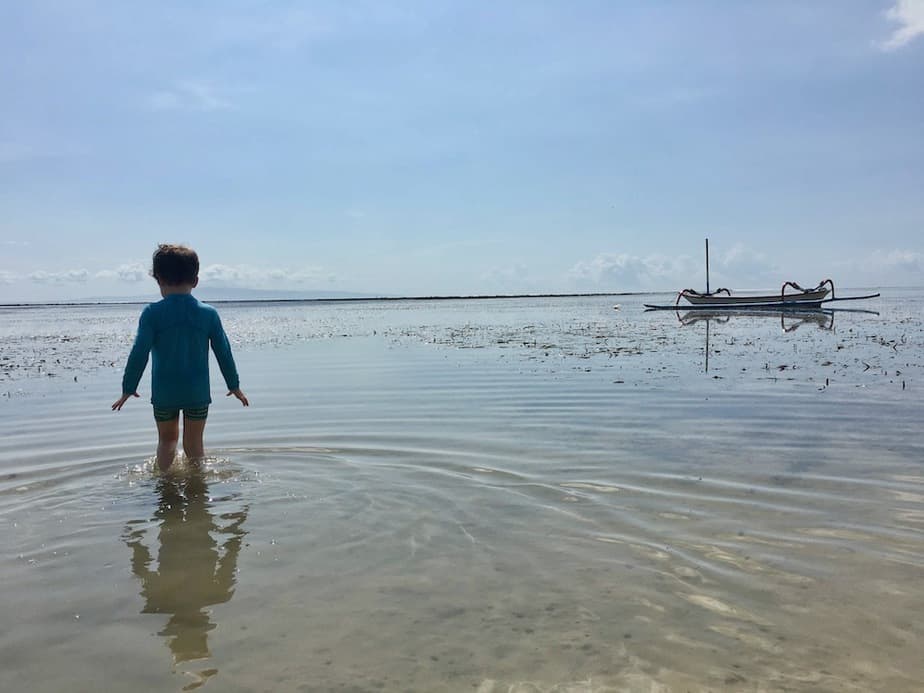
[1,293,923,691]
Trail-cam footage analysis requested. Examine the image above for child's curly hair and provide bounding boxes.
[152,244,199,285]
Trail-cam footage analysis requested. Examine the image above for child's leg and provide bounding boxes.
[155,418,180,471]
[182,413,207,461]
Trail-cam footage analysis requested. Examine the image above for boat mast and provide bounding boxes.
[705,238,710,295]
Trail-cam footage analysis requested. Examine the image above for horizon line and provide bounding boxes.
[2,291,655,308]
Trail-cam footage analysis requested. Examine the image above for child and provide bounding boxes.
[112,244,249,471]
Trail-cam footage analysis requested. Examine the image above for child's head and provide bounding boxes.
[152,244,199,287]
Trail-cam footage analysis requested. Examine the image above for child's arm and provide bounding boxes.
[113,307,154,410]
[209,312,249,406]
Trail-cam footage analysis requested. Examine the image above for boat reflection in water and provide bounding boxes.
[675,308,858,373]
[678,308,836,332]
[124,464,248,688]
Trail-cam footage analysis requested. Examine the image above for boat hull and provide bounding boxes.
[645,299,827,311]
[681,288,829,306]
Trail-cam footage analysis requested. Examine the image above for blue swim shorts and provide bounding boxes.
[153,405,209,422]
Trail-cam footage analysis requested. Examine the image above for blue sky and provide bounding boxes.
[1,1,923,301]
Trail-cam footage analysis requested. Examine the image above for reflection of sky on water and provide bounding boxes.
[124,466,247,680]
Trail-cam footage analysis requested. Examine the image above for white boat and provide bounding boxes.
[644,278,880,310]
[677,280,831,308]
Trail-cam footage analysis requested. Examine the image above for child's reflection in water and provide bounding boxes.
[125,466,247,669]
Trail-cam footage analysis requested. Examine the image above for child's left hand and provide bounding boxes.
[112,392,139,411]
[227,388,250,407]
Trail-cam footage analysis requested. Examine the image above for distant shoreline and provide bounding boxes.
[1,286,900,309]
[0,292,658,308]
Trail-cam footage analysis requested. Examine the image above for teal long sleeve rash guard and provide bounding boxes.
[121,294,240,408]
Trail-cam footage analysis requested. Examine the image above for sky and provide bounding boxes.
[1,0,923,302]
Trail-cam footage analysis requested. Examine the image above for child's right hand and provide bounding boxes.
[112,392,139,411]
[227,388,250,407]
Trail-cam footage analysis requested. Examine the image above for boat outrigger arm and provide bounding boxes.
[644,278,881,311]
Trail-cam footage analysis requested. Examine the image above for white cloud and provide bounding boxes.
[200,263,332,286]
[1,240,30,247]
[832,248,924,286]
[6,262,336,297]
[568,252,699,291]
[717,243,780,284]
[868,248,924,271]
[145,82,234,112]
[880,0,924,51]
[200,263,250,283]
[568,244,785,292]
[29,269,90,284]
[95,263,148,282]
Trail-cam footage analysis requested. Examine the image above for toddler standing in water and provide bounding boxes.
[113,244,249,471]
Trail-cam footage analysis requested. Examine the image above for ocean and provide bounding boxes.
[1,291,922,691]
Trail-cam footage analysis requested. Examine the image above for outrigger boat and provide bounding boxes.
[644,240,880,311]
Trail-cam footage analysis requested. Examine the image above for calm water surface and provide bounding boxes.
[1,293,923,691]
